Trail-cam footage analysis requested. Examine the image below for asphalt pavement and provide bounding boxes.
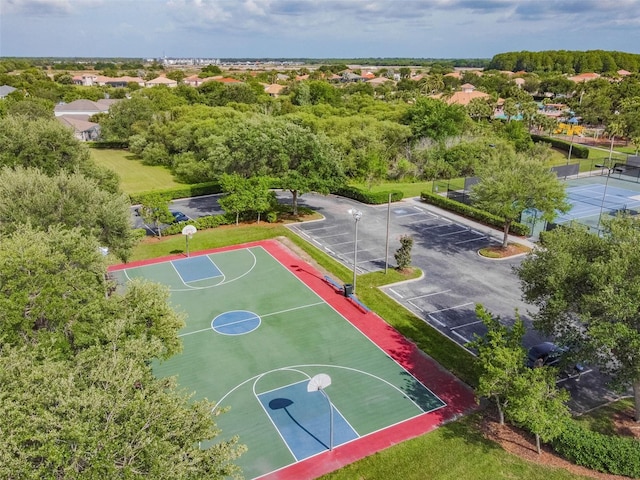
[280,191,629,414]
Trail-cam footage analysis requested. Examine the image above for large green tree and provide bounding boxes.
[467,305,526,425]
[0,115,119,192]
[0,167,134,260]
[517,216,640,421]
[402,97,469,142]
[471,149,569,248]
[0,226,245,478]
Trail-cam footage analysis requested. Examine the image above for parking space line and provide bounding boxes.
[408,300,423,312]
[395,211,427,218]
[437,228,469,237]
[388,288,403,298]
[427,302,474,314]
[454,236,487,245]
[327,240,355,246]
[450,320,482,331]
[451,330,470,344]
[324,247,335,255]
[407,289,451,301]
[302,224,340,232]
[427,314,444,326]
[416,223,454,230]
[316,232,351,239]
[312,238,322,246]
[408,218,441,225]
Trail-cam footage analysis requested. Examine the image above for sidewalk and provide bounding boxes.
[403,196,538,250]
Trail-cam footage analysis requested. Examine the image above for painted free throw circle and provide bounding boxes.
[212,310,261,335]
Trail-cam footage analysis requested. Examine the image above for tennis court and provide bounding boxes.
[109,240,475,479]
[554,175,640,232]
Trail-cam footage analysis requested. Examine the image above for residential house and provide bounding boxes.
[145,75,178,88]
[568,72,601,83]
[54,98,119,141]
[0,85,17,99]
[264,84,286,97]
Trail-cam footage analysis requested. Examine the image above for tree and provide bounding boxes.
[138,194,173,237]
[0,167,135,261]
[0,225,246,477]
[467,305,526,425]
[517,216,640,421]
[507,366,571,454]
[402,97,469,142]
[394,235,413,270]
[99,95,156,141]
[218,173,253,225]
[471,149,570,248]
[466,97,494,121]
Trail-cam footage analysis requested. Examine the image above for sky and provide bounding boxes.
[1,0,640,60]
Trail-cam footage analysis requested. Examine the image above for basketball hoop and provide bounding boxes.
[181,225,197,257]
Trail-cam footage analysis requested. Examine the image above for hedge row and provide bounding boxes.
[531,134,590,159]
[161,213,234,236]
[88,141,130,149]
[333,186,403,204]
[130,182,222,204]
[420,191,530,236]
[550,420,640,477]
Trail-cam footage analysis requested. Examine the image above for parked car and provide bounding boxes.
[526,342,584,373]
[171,211,189,223]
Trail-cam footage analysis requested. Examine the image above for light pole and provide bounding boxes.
[595,164,623,232]
[348,209,362,294]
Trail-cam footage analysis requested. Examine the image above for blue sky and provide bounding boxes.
[1,0,640,59]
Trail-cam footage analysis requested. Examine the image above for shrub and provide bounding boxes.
[531,134,590,159]
[420,191,530,236]
[131,182,222,204]
[161,214,233,236]
[266,211,278,223]
[551,420,640,477]
[333,186,403,204]
[88,141,129,149]
[394,235,413,269]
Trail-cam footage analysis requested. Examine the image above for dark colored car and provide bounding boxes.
[527,342,565,368]
[526,342,585,373]
[171,211,189,223]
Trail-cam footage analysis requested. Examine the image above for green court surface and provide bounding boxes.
[110,242,445,479]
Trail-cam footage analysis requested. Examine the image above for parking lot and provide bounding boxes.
[285,193,628,413]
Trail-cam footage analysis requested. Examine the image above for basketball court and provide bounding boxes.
[109,240,476,479]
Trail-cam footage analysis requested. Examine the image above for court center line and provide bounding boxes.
[427,302,474,314]
[179,301,326,337]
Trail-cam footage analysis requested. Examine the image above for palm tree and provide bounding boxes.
[605,117,626,163]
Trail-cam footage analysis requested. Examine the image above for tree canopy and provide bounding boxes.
[517,216,640,421]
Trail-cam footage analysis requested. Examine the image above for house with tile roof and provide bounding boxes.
[568,72,601,83]
[57,116,101,141]
[145,75,178,87]
[54,99,117,117]
[264,84,286,97]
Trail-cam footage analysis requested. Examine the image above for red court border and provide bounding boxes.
[109,240,477,480]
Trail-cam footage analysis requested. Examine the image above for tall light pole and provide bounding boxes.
[595,164,623,233]
[348,209,362,294]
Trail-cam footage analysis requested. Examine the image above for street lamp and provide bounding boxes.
[348,209,362,294]
[595,164,624,232]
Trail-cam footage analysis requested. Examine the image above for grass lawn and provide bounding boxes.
[319,414,591,480]
[90,148,181,195]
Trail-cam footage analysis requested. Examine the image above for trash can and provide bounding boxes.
[343,283,353,297]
